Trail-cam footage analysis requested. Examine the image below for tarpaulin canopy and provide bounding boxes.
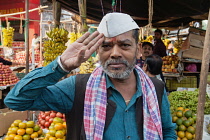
[55,0,209,28]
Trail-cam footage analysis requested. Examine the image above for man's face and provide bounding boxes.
[141,45,153,57]
[154,32,162,40]
[34,34,38,38]
[98,30,138,79]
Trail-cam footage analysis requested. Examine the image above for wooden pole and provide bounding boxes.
[0,18,2,47]
[195,8,210,140]
[52,0,61,28]
[39,9,43,64]
[25,0,29,74]
[78,0,88,32]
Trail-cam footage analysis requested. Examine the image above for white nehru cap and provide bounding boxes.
[97,12,139,37]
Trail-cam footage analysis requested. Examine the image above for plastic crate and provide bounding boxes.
[166,76,197,91]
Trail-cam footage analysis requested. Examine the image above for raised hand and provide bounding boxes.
[60,31,104,71]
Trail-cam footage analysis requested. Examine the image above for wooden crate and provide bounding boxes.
[189,33,205,48]
[182,47,203,60]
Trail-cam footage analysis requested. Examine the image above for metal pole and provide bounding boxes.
[25,0,29,74]
[195,8,210,140]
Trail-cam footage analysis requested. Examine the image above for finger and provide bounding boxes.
[85,36,104,58]
[86,33,104,50]
[76,32,90,43]
[82,31,100,45]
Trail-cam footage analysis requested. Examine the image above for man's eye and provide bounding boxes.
[102,45,110,48]
[122,44,131,47]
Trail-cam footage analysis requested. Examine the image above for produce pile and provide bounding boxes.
[3,120,43,140]
[162,55,179,73]
[43,28,69,66]
[168,89,210,114]
[37,111,66,129]
[2,27,15,47]
[44,117,67,140]
[0,63,19,86]
[173,107,196,140]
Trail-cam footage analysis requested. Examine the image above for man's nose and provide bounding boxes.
[110,45,122,59]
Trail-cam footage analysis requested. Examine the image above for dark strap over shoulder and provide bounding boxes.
[65,74,90,140]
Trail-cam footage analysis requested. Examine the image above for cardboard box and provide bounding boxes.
[0,108,28,136]
[182,47,203,60]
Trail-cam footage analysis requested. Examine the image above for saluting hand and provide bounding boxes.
[60,31,104,71]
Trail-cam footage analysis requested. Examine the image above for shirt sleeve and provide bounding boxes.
[161,89,177,140]
[4,58,76,114]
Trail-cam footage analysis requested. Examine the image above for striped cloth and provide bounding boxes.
[83,66,163,140]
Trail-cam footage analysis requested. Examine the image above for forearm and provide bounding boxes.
[4,59,69,112]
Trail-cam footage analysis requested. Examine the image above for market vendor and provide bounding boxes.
[153,29,167,57]
[4,12,177,140]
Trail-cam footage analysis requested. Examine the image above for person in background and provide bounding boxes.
[142,54,163,81]
[136,42,153,68]
[153,29,167,57]
[4,13,176,140]
[0,57,12,65]
[31,33,40,48]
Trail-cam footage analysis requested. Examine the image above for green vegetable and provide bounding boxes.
[168,89,210,114]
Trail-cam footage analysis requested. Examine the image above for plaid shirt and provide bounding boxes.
[136,57,145,68]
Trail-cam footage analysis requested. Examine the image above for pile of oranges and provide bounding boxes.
[172,107,196,140]
[4,120,43,140]
[43,117,66,140]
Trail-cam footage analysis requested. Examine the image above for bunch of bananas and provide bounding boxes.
[43,28,68,66]
[141,35,153,43]
[163,39,170,47]
[69,32,83,44]
[2,27,15,47]
[174,39,183,54]
[79,56,98,74]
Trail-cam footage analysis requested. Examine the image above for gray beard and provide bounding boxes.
[101,58,136,80]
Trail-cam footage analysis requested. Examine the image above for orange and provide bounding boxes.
[183,120,191,127]
[13,120,22,127]
[178,125,186,131]
[49,137,56,140]
[33,125,40,132]
[176,118,183,126]
[45,133,51,139]
[184,110,192,118]
[63,122,66,129]
[172,116,178,123]
[177,107,184,111]
[26,121,35,128]
[53,117,63,124]
[177,131,185,138]
[187,126,195,134]
[185,131,193,140]
[17,129,25,136]
[14,135,22,140]
[8,133,16,140]
[188,118,194,125]
[25,128,33,135]
[55,130,64,138]
[49,129,56,137]
[30,132,38,139]
[49,125,55,130]
[54,123,64,130]
[22,134,30,140]
[37,129,43,135]
[176,111,183,118]
[18,123,26,129]
[11,127,19,134]
[181,137,188,140]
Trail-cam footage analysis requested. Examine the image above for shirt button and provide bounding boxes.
[127,136,130,139]
[52,67,55,71]
[125,110,128,112]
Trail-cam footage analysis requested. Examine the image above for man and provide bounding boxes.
[31,33,40,48]
[153,29,167,57]
[4,13,176,140]
[136,42,154,68]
